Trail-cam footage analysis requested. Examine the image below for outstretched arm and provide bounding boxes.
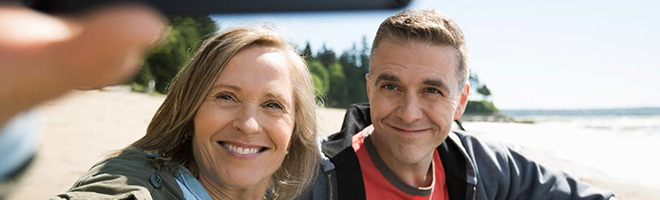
[461,134,616,200]
[0,2,165,126]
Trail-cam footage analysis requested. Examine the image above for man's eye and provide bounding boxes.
[425,88,441,94]
[382,84,397,90]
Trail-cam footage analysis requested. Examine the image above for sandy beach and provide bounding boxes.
[5,88,658,199]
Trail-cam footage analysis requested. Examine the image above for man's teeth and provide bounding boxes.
[223,143,260,154]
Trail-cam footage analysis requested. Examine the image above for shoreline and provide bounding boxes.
[459,114,535,124]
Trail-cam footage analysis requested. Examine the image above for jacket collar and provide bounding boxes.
[447,131,478,186]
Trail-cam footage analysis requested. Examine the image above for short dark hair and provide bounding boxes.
[371,9,469,90]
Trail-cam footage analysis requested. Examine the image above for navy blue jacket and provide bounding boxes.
[304,104,616,200]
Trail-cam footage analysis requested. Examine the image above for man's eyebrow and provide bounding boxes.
[374,73,400,85]
[422,78,451,94]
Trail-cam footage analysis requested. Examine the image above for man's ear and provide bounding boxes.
[365,73,371,100]
[454,84,470,120]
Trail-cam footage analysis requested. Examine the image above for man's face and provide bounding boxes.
[367,40,469,165]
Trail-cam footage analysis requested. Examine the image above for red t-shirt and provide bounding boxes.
[352,129,449,200]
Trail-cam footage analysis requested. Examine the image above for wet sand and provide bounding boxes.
[5,89,657,199]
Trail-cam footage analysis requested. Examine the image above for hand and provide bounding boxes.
[0,3,166,126]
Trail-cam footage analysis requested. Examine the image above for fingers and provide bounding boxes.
[49,3,167,88]
[0,4,77,49]
[0,3,166,125]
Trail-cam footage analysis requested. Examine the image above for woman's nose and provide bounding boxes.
[232,107,261,135]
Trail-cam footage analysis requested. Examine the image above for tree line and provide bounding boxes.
[132,15,218,93]
[130,16,496,113]
[301,37,371,108]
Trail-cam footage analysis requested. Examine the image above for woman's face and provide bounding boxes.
[192,46,296,190]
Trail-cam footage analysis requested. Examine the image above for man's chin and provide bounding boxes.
[392,147,435,164]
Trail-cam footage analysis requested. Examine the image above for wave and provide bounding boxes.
[500,107,660,116]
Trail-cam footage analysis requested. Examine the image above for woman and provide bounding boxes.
[55,26,320,200]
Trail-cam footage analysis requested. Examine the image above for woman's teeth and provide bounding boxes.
[222,143,260,154]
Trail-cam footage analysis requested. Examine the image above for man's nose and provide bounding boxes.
[396,93,423,124]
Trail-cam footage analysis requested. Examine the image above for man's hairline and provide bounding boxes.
[369,38,467,93]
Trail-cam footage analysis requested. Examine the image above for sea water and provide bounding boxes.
[494,108,660,188]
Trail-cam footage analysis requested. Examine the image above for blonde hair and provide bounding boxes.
[371,9,469,90]
[131,26,320,200]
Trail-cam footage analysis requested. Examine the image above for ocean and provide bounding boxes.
[463,108,660,189]
[500,107,660,135]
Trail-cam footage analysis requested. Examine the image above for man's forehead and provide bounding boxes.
[370,42,458,93]
[370,41,458,71]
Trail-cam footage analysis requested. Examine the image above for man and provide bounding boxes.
[305,9,616,200]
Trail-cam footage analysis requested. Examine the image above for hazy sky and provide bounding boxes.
[213,0,660,109]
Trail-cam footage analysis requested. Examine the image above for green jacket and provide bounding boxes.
[53,147,185,200]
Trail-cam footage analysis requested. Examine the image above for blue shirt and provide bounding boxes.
[173,166,213,200]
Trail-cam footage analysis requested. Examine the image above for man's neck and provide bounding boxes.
[198,175,268,200]
[368,132,435,188]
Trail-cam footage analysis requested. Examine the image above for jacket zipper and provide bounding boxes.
[327,173,333,200]
[471,186,476,200]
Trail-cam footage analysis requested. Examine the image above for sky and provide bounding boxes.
[212,0,660,110]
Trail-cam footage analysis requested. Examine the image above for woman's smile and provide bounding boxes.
[218,141,269,158]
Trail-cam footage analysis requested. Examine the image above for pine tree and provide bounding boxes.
[132,15,219,93]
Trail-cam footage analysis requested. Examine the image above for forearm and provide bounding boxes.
[505,146,616,200]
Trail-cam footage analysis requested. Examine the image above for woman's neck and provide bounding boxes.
[198,175,269,200]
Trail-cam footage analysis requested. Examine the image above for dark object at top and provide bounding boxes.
[23,0,412,14]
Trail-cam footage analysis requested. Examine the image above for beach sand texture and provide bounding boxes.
[6,89,658,199]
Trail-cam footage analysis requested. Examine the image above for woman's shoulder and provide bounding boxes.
[53,147,185,200]
[89,147,157,172]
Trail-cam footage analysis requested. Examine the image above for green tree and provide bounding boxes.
[358,36,370,71]
[327,62,348,107]
[477,84,492,100]
[302,41,313,59]
[337,43,369,106]
[133,15,218,93]
[468,72,480,98]
[465,100,499,115]
[317,44,336,69]
[307,60,329,97]
[305,37,371,108]
[469,72,480,88]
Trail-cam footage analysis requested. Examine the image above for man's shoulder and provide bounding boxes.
[322,103,371,158]
[450,130,512,153]
[447,130,521,168]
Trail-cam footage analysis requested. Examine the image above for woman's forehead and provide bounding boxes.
[212,46,295,100]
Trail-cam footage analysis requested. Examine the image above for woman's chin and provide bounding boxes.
[219,172,271,189]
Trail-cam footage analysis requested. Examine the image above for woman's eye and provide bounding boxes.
[215,94,235,101]
[382,84,397,90]
[265,102,283,110]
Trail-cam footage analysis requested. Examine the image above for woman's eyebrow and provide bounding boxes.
[211,84,241,92]
[265,92,292,105]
